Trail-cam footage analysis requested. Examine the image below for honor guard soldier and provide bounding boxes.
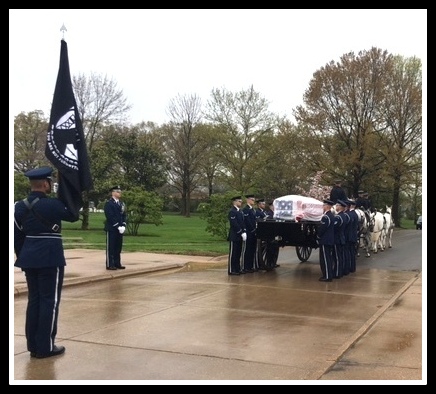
[346,200,359,273]
[332,199,347,279]
[14,166,79,358]
[242,194,258,272]
[227,196,246,275]
[104,186,127,270]
[317,199,335,282]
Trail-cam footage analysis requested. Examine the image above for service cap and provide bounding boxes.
[24,166,53,180]
[336,199,347,207]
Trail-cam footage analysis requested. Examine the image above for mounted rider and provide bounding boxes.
[356,190,372,223]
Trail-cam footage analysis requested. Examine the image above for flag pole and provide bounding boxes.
[60,23,67,39]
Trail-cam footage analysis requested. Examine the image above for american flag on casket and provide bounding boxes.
[273,195,323,222]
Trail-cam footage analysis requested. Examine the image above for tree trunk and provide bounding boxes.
[81,191,90,230]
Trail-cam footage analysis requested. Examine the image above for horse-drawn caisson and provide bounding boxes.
[256,195,323,266]
[255,196,394,266]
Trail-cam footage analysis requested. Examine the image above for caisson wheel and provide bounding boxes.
[296,246,312,262]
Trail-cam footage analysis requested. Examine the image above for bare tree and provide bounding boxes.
[294,48,394,196]
[204,85,277,193]
[164,93,207,216]
[73,73,132,150]
[14,111,50,172]
[72,73,132,229]
[378,55,422,225]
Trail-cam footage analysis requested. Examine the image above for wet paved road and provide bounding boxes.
[12,230,424,383]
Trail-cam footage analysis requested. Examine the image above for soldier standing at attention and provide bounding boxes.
[104,186,127,270]
[347,199,359,273]
[341,200,352,276]
[14,166,79,358]
[332,200,347,279]
[242,194,258,272]
[317,199,335,282]
[227,196,246,275]
[255,199,271,270]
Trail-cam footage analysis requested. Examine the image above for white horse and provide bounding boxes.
[383,206,394,249]
[355,208,371,257]
[369,210,385,253]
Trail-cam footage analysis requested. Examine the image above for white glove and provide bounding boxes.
[118,226,125,234]
[241,232,247,241]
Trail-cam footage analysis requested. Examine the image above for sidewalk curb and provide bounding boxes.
[14,263,186,297]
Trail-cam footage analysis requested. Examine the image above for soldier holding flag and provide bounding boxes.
[14,167,79,358]
[14,35,93,359]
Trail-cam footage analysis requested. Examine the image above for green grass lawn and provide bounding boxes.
[62,212,229,256]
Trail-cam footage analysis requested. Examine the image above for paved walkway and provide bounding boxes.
[12,248,425,384]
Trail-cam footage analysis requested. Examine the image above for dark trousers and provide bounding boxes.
[23,266,64,356]
[228,240,243,274]
[348,242,357,272]
[333,244,345,278]
[266,241,280,268]
[106,230,123,268]
[342,243,351,275]
[242,234,256,270]
[319,244,333,280]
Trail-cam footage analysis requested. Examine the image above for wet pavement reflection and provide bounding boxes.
[14,253,422,382]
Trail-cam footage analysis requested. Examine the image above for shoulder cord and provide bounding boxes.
[22,198,60,233]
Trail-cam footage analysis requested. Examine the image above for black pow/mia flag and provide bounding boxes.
[45,39,93,218]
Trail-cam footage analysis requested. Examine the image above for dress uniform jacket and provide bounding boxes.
[255,208,267,220]
[14,191,78,267]
[104,198,127,232]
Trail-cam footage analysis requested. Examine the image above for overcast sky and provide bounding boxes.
[10,9,427,126]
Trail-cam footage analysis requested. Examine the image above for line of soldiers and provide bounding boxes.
[227,195,279,276]
[317,198,359,282]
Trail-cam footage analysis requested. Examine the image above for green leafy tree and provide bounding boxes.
[14,172,30,202]
[198,191,241,240]
[14,110,50,172]
[121,187,164,236]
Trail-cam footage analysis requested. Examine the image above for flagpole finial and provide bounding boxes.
[60,24,67,40]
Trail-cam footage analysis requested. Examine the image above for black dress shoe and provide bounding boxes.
[35,345,65,359]
[30,352,36,357]
[319,277,332,282]
[239,270,246,274]
[333,276,342,279]
[228,272,240,276]
[116,266,126,269]
[273,264,280,268]
[245,269,255,273]
[106,267,117,270]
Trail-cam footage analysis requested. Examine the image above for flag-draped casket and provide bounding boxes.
[273,195,323,222]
